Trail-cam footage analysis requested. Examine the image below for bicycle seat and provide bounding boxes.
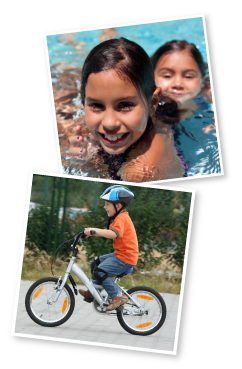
[91,268,133,286]
[91,279,102,287]
[117,268,133,278]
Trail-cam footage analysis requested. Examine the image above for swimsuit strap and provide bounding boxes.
[98,139,139,180]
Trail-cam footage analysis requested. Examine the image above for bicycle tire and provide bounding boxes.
[117,286,166,336]
[25,277,75,327]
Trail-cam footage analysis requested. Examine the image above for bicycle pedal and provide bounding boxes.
[84,297,93,303]
[116,305,124,312]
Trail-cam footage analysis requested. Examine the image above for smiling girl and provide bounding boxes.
[151,40,221,177]
[69,37,185,182]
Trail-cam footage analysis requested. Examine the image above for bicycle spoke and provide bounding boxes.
[117,287,166,335]
[28,280,72,325]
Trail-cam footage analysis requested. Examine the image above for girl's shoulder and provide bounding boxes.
[118,125,185,182]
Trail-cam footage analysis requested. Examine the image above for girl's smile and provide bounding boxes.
[84,69,159,155]
[154,50,203,104]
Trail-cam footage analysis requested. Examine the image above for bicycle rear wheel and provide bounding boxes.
[117,286,166,336]
[25,277,75,327]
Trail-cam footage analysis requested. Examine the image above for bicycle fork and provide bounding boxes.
[47,257,108,309]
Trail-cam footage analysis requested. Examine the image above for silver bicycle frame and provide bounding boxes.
[47,256,105,308]
[48,256,143,312]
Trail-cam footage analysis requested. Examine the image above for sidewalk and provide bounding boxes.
[14,280,180,353]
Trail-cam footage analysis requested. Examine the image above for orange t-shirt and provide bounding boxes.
[109,211,139,265]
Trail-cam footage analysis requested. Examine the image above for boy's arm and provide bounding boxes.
[84,228,117,239]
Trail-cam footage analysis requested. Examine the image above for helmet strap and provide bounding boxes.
[106,203,125,229]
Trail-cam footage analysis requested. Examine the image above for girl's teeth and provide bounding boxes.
[104,134,123,141]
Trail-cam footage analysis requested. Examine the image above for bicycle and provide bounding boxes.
[25,230,167,336]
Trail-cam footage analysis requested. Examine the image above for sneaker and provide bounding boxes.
[106,293,128,311]
[78,289,94,303]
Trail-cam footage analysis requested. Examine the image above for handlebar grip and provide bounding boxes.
[72,230,95,248]
[72,231,85,248]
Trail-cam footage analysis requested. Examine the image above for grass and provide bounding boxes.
[22,242,182,295]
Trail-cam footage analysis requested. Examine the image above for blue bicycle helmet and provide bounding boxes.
[100,185,134,228]
[100,185,134,207]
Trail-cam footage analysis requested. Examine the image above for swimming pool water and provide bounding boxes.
[46,17,207,67]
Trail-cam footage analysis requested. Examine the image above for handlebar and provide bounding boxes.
[72,229,96,248]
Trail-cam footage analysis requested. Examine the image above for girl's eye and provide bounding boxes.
[118,102,135,112]
[185,74,195,79]
[159,72,172,79]
[88,103,104,112]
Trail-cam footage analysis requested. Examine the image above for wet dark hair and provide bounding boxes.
[81,37,179,125]
[81,37,156,107]
[150,40,208,78]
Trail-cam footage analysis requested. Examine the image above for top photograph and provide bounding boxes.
[46,16,223,183]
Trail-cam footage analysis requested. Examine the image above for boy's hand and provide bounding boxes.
[83,228,116,239]
[84,228,96,238]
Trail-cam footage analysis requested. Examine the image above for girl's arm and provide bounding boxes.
[118,124,185,182]
[84,227,117,239]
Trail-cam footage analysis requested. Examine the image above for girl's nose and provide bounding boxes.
[102,109,121,132]
[172,75,184,89]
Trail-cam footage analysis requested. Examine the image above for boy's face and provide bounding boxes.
[104,201,116,217]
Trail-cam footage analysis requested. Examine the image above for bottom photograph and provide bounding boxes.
[13,173,194,355]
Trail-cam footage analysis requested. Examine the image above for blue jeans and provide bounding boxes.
[93,253,133,298]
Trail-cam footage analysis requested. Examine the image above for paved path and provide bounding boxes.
[14,280,180,353]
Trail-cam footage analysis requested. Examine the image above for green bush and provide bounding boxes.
[165,191,192,271]
[26,204,79,259]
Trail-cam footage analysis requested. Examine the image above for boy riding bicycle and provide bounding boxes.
[79,185,139,311]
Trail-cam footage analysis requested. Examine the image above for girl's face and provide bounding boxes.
[85,69,160,155]
[154,50,203,104]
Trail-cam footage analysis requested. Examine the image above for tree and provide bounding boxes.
[26,204,79,258]
[165,191,192,271]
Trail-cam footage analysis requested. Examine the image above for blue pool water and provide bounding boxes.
[46,17,207,67]
[46,17,222,181]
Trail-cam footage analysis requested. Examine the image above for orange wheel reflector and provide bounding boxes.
[33,286,44,300]
[137,295,153,300]
[62,297,68,313]
[136,322,152,329]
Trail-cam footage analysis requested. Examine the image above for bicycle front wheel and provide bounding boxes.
[25,277,75,327]
[117,286,166,336]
